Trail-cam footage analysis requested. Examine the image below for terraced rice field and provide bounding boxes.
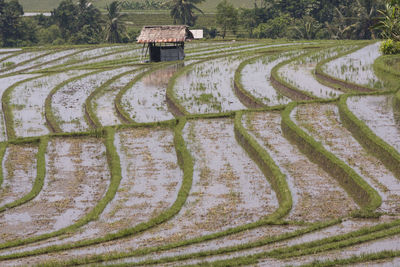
[0,40,399,267]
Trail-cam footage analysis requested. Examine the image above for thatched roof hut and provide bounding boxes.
[137,25,194,44]
[137,25,194,62]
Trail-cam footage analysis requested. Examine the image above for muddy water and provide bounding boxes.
[3,128,181,255]
[0,53,12,61]
[193,43,298,61]
[2,118,278,264]
[105,128,181,231]
[107,225,304,265]
[0,137,109,243]
[0,49,21,53]
[0,145,38,207]
[66,128,180,239]
[175,56,246,114]
[241,52,298,106]
[352,258,400,267]
[50,46,127,69]
[323,42,384,89]
[256,217,398,266]
[0,51,48,71]
[347,95,400,153]
[0,74,38,141]
[122,63,184,122]
[184,42,232,55]
[70,48,142,67]
[277,224,400,266]
[187,43,258,57]
[5,49,80,74]
[94,70,143,126]
[278,47,351,98]
[185,42,227,50]
[53,67,134,132]
[294,103,400,213]
[130,219,381,267]
[244,111,358,222]
[11,70,89,138]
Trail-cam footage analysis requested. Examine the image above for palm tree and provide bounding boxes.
[325,7,355,39]
[105,1,126,43]
[326,0,384,39]
[375,2,400,41]
[349,0,379,39]
[293,15,323,39]
[166,0,205,26]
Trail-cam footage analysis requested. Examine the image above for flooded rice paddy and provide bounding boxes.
[240,52,298,105]
[175,56,246,114]
[294,103,400,213]
[0,41,399,266]
[323,42,384,89]
[278,46,354,98]
[347,94,400,152]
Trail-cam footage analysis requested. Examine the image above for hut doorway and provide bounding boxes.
[137,26,193,62]
[148,42,185,62]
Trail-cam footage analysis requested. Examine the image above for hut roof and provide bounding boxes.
[137,25,194,44]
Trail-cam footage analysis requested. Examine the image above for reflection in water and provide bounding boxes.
[142,63,185,87]
[122,62,187,123]
[175,56,247,114]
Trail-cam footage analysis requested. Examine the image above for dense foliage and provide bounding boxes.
[167,0,205,26]
[232,0,386,39]
[104,1,126,43]
[120,0,171,10]
[52,0,102,44]
[216,0,238,39]
[375,0,400,53]
[0,0,133,47]
[0,0,35,47]
[0,0,399,47]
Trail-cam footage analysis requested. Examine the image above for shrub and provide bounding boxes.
[37,25,62,45]
[253,14,292,39]
[203,27,218,39]
[52,38,65,46]
[380,39,400,54]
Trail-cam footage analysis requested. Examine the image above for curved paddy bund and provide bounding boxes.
[0,40,399,267]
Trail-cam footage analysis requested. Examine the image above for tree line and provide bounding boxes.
[0,0,131,47]
[214,0,399,40]
[0,0,399,48]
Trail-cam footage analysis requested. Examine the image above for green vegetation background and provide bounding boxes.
[18,0,254,12]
